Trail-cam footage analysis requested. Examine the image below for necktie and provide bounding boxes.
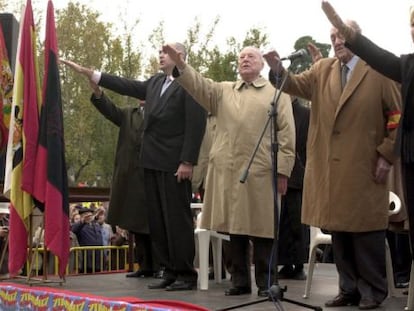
[160,76,172,96]
[341,64,349,90]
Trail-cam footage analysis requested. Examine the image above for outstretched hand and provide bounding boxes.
[321,0,344,30]
[162,44,186,70]
[307,42,323,64]
[262,50,283,75]
[321,1,356,41]
[60,59,101,95]
[59,59,93,79]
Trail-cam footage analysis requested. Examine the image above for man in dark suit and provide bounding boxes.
[62,42,206,291]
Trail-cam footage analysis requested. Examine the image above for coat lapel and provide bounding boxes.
[336,59,368,118]
[152,79,178,114]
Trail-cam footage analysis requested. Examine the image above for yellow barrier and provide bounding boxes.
[25,245,130,277]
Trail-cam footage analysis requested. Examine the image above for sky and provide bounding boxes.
[8,0,414,61]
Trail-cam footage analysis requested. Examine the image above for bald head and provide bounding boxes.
[238,46,264,82]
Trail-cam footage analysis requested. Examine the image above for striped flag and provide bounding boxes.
[32,0,70,277]
[3,0,41,276]
[0,24,13,152]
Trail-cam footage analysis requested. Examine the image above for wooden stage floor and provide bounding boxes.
[5,263,410,311]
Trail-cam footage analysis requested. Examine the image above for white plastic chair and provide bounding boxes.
[303,191,401,298]
[192,204,230,290]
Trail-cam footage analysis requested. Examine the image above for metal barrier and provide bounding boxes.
[26,245,130,277]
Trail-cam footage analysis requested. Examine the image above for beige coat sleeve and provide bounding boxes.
[276,91,296,177]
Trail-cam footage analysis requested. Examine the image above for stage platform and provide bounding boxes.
[0,264,409,310]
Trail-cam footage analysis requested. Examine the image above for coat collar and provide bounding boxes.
[235,76,267,90]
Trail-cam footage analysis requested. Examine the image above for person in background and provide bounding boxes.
[162,44,295,297]
[110,226,129,270]
[62,41,206,291]
[96,209,113,269]
[277,97,310,281]
[322,0,414,281]
[264,18,401,309]
[71,207,103,273]
[71,211,81,224]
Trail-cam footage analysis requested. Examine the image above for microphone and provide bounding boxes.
[281,48,308,61]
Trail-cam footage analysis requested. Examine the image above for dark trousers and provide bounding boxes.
[331,230,387,303]
[229,234,274,289]
[387,231,411,284]
[278,188,309,265]
[134,232,157,272]
[402,162,414,256]
[145,168,197,282]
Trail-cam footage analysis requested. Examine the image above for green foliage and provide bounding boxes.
[186,23,269,82]
[57,2,140,186]
[289,35,331,74]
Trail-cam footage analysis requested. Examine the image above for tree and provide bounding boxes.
[205,28,269,81]
[289,35,331,74]
[57,3,141,186]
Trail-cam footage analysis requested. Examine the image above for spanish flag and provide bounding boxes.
[0,24,13,152]
[3,0,41,276]
[32,0,70,278]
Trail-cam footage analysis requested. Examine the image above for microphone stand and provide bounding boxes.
[217,64,321,311]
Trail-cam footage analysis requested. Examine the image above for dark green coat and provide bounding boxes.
[91,93,147,234]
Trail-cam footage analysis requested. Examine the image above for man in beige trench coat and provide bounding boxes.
[264,21,401,309]
[163,44,296,297]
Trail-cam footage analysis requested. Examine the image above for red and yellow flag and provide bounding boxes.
[0,24,13,151]
[3,0,41,276]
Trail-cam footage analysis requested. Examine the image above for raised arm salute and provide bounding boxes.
[62,42,207,291]
[264,16,401,309]
[322,1,414,268]
[163,43,296,297]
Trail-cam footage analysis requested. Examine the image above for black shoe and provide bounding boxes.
[325,294,359,307]
[126,270,153,278]
[278,265,295,279]
[153,268,165,279]
[358,298,379,310]
[224,286,252,296]
[396,281,410,288]
[165,280,197,291]
[148,278,175,289]
[257,287,269,297]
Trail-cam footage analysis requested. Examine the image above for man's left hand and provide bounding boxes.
[277,175,288,195]
[175,163,193,182]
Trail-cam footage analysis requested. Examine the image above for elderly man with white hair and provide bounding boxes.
[162,44,296,297]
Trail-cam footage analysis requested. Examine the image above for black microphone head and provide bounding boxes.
[296,48,308,57]
[281,48,308,61]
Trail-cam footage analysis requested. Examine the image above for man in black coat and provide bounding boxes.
[62,42,206,291]
[89,86,155,277]
[278,97,310,280]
